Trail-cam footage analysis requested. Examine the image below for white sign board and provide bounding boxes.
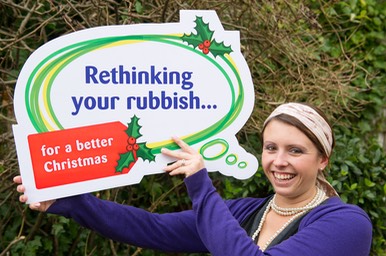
[13,10,258,203]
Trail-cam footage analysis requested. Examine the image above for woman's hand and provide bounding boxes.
[13,175,56,212]
[162,136,205,178]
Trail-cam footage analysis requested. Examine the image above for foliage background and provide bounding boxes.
[0,0,385,255]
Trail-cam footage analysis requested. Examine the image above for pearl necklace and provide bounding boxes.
[271,187,326,216]
[251,188,327,251]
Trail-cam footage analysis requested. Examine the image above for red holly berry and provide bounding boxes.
[126,144,133,151]
[203,40,211,48]
[133,144,139,150]
[128,136,136,145]
[198,43,204,49]
[203,47,209,54]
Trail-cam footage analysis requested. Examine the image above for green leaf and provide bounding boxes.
[126,115,142,139]
[364,178,376,187]
[374,61,386,70]
[358,120,372,132]
[373,17,382,26]
[364,190,376,200]
[350,183,358,190]
[194,16,213,41]
[369,210,379,218]
[209,40,233,57]
[181,16,213,48]
[135,0,143,14]
[181,33,203,48]
[137,142,156,162]
[358,155,370,164]
[52,223,65,236]
[373,148,381,164]
[116,115,156,171]
[340,164,349,176]
[181,16,233,58]
[341,194,348,203]
[24,236,42,254]
[116,152,135,172]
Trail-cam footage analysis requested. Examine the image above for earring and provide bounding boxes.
[318,168,324,172]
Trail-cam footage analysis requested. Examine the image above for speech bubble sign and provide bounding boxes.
[13,10,258,203]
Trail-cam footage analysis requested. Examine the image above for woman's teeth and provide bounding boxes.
[274,172,295,180]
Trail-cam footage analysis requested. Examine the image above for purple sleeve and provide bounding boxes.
[185,169,372,256]
[47,193,207,253]
[185,169,265,256]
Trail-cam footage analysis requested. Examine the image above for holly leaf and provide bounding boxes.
[181,16,233,58]
[181,16,213,48]
[126,115,142,139]
[116,151,135,172]
[116,115,156,172]
[181,33,202,48]
[137,142,156,162]
[209,40,233,57]
[194,16,213,41]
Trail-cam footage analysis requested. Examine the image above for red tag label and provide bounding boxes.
[28,122,129,189]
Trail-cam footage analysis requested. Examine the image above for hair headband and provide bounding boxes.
[264,103,333,156]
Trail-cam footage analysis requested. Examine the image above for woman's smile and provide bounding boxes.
[273,171,296,181]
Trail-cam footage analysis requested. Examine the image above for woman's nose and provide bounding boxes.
[273,152,289,167]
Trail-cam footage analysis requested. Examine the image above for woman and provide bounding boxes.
[14,102,372,255]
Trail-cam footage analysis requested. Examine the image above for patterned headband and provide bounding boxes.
[264,103,333,156]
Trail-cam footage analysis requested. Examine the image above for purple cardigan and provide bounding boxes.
[47,169,372,255]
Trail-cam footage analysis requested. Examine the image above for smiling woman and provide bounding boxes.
[261,120,325,200]
[253,103,337,250]
[14,102,372,256]
[261,103,338,198]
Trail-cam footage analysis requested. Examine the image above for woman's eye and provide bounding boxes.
[264,145,276,151]
[289,148,303,154]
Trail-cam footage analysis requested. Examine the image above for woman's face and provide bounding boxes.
[262,119,328,203]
